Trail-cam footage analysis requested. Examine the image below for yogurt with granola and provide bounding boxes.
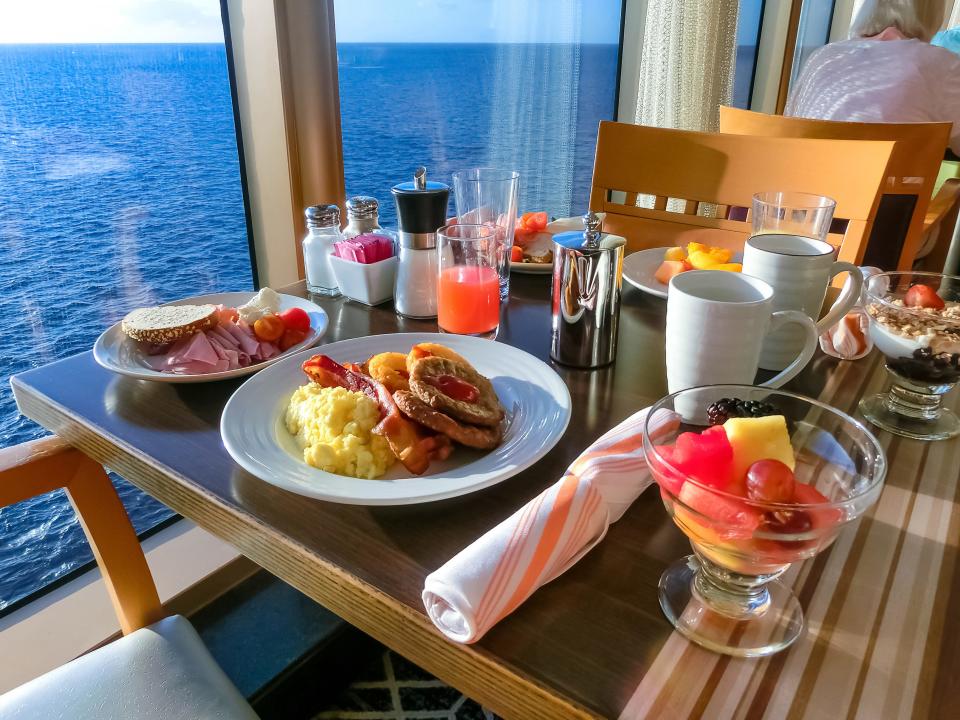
[867,285,960,384]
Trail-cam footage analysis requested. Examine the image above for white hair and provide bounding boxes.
[850,0,945,41]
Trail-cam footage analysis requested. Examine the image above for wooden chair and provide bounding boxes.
[0,437,257,720]
[719,106,952,270]
[589,121,894,264]
[916,162,960,273]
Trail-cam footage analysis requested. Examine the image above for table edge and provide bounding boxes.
[10,371,603,720]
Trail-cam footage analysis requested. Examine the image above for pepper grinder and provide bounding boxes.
[392,167,449,318]
[550,211,626,367]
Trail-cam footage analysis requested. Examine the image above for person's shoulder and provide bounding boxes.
[912,40,960,73]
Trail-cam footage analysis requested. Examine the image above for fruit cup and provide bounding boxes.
[643,385,886,657]
[859,271,960,441]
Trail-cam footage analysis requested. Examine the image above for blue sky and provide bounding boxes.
[0,0,622,43]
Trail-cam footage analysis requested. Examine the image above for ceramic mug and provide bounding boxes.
[742,234,862,371]
[666,270,818,398]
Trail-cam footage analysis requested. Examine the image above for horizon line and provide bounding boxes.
[0,40,621,46]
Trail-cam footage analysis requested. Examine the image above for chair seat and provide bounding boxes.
[0,615,258,720]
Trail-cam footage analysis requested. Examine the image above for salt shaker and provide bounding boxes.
[302,204,342,297]
[550,212,626,367]
[391,168,449,318]
[343,196,383,239]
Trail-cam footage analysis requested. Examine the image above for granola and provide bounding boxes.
[867,299,960,355]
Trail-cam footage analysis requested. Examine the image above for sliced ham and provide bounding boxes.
[222,321,261,356]
[140,314,286,375]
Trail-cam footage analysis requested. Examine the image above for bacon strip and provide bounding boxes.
[301,355,435,475]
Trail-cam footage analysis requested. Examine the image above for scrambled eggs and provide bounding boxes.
[285,385,394,479]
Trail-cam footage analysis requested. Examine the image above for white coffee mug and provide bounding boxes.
[666,271,818,396]
[743,234,862,371]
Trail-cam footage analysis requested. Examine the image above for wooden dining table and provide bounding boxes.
[11,274,960,719]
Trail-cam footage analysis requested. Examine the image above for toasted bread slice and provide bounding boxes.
[121,304,219,344]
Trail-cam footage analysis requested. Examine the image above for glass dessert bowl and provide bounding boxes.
[860,271,960,441]
[643,385,886,657]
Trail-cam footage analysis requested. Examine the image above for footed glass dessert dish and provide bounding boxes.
[643,385,885,657]
[861,271,960,441]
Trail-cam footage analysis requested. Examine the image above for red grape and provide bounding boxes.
[745,459,796,503]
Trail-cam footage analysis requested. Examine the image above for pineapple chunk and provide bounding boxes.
[712,262,742,272]
[664,246,686,262]
[723,416,795,485]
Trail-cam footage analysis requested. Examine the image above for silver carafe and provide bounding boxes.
[550,212,625,368]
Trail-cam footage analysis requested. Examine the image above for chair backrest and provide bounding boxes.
[719,106,952,270]
[589,121,895,265]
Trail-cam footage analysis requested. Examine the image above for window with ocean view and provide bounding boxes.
[0,3,252,611]
[734,0,765,108]
[334,0,624,225]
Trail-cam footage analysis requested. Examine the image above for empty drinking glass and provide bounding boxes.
[452,168,520,301]
[752,191,836,243]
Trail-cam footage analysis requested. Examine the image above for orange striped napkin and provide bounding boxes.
[422,407,680,643]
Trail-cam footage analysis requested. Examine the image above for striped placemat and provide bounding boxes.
[619,353,960,719]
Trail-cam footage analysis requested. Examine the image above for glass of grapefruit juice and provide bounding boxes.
[437,224,501,338]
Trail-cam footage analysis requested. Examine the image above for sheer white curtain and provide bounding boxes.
[634,0,740,132]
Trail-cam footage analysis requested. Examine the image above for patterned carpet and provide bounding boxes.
[314,650,497,720]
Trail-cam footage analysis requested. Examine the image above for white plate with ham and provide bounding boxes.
[93,291,328,383]
[221,332,571,505]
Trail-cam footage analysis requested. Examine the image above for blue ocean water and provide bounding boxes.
[0,40,755,611]
[338,43,620,226]
[0,41,620,611]
[0,44,252,609]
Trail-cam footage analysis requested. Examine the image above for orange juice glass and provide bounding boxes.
[437,224,501,338]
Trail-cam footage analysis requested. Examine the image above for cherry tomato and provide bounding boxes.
[904,284,945,310]
[253,314,284,342]
[278,328,307,351]
[510,245,524,262]
[745,459,795,503]
[279,306,311,333]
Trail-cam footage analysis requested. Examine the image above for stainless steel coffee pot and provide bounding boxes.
[550,212,626,368]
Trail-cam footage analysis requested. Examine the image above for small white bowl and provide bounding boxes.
[329,255,398,306]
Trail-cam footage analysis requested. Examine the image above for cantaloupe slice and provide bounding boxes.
[723,415,795,485]
[654,260,687,284]
[664,246,686,262]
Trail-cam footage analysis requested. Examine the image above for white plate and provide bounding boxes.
[623,248,742,299]
[510,260,552,275]
[221,332,572,505]
[622,248,674,299]
[93,292,328,383]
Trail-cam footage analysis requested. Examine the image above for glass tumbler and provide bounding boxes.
[751,191,837,243]
[452,168,520,302]
[437,224,501,339]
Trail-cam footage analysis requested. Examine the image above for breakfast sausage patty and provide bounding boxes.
[408,356,505,427]
[393,391,503,450]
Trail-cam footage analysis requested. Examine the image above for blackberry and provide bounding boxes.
[706,397,782,426]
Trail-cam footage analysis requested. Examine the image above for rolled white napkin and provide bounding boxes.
[819,266,882,361]
[422,407,680,644]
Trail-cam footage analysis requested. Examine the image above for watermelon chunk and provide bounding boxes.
[677,481,761,541]
[670,426,735,492]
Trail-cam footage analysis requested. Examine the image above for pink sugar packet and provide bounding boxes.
[334,233,394,264]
